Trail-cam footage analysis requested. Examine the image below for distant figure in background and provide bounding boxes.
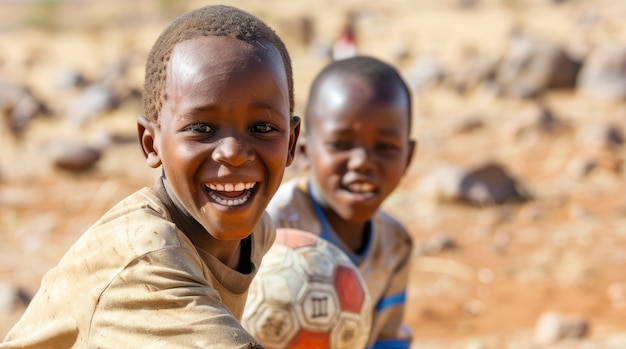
[267,55,416,349]
[332,11,358,60]
[1,4,300,348]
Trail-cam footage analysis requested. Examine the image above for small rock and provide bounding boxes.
[533,310,589,344]
[0,78,49,137]
[53,67,89,89]
[45,140,103,172]
[0,283,30,315]
[459,162,530,205]
[576,122,624,151]
[451,115,486,135]
[418,162,530,206]
[446,55,498,94]
[66,83,119,127]
[578,44,626,101]
[512,103,570,140]
[495,33,581,98]
[405,55,445,93]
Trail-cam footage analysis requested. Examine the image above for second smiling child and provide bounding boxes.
[267,55,416,349]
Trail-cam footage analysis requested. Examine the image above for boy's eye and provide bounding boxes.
[376,142,400,152]
[250,123,275,133]
[326,141,353,151]
[184,123,214,134]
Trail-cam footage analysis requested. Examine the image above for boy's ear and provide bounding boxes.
[137,116,162,169]
[404,139,417,174]
[286,116,302,167]
[293,135,310,172]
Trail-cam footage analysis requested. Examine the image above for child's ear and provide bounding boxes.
[293,135,310,172]
[404,139,417,174]
[286,116,302,167]
[137,116,162,168]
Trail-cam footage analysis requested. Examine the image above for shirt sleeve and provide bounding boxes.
[368,243,413,349]
[89,246,262,349]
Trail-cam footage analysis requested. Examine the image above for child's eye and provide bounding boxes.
[326,141,353,151]
[376,142,401,153]
[250,123,276,133]
[184,123,214,134]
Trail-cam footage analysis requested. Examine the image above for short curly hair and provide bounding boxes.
[143,5,294,122]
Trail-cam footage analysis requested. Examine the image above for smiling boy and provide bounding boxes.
[2,5,299,349]
[267,55,415,348]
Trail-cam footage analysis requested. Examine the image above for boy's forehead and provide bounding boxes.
[161,35,290,119]
[168,36,286,79]
[163,36,289,105]
[307,72,410,131]
[315,74,367,104]
[314,73,405,109]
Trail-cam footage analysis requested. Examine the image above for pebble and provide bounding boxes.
[533,310,589,344]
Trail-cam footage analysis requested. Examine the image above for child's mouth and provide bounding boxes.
[205,182,256,207]
[342,181,377,200]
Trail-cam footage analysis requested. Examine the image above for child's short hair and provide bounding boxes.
[305,56,412,131]
[143,5,294,122]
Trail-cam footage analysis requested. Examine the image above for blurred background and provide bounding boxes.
[1,0,626,348]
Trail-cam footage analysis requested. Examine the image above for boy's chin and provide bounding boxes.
[343,204,380,222]
[207,227,254,241]
[199,211,263,240]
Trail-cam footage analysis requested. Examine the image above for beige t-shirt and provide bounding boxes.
[266,177,413,348]
[2,178,275,349]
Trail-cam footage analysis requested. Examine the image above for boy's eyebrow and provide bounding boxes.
[186,101,288,118]
[249,101,288,117]
[329,126,404,136]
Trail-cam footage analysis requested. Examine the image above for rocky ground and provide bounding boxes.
[1,0,626,348]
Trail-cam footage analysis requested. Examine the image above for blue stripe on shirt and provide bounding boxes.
[368,338,410,349]
[374,289,406,312]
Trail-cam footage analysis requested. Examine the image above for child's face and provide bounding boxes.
[140,36,298,240]
[306,74,414,223]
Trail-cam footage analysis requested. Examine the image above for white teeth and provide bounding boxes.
[349,182,375,193]
[207,182,256,192]
[204,182,257,207]
[208,190,253,207]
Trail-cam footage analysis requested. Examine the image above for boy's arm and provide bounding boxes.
[368,244,413,349]
[89,247,261,349]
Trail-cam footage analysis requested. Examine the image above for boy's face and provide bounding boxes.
[140,36,298,240]
[306,74,414,223]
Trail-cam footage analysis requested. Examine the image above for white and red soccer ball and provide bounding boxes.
[243,228,372,349]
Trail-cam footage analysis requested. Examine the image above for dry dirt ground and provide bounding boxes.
[1,0,626,348]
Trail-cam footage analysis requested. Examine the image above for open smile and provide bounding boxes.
[205,182,256,207]
[341,181,378,200]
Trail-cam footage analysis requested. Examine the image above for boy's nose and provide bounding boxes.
[347,147,374,172]
[212,136,254,166]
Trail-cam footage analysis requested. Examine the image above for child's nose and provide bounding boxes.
[347,146,374,171]
[211,136,254,166]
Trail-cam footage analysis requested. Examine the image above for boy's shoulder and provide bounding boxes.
[372,209,412,246]
[79,186,187,258]
[375,209,409,232]
[96,186,173,229]
[266,177,314,223]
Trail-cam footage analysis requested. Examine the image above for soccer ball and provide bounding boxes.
[243,228,372,349]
